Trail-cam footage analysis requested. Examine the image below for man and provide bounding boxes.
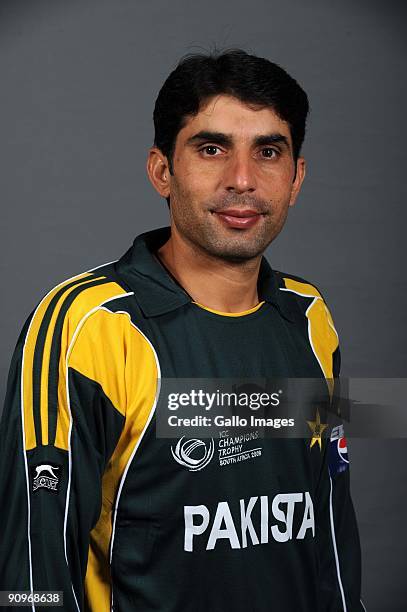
[0,50,364,611]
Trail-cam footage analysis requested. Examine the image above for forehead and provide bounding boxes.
[178,94,292,142]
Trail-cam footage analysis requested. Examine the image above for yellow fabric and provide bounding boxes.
[83,312,159,612]
[283,278,322,299]
[192,300,265,317]
[41,276,110,445]
[22,272,91,450]
[54,282,128,450]
[283,278,339,397]
[67,309,131,418]
[23,281,159,609]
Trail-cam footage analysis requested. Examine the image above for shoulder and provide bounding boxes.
[13,261,129,449]
[20,260,131,364]
[30,261,157,374]
[273,269,339,334]
[274,270,341,380]
[273,269,335,311]
[274,270,325,300]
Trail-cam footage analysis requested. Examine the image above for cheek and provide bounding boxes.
[262,169,294,202]
[262,184,289,207]
[177,167,217,201]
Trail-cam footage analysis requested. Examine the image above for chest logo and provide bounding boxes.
[307,408,328,450]
[171,437,215,471]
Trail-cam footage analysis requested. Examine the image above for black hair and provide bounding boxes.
[153,49,309,205]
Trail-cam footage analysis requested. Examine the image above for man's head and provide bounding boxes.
[147,49,309,262]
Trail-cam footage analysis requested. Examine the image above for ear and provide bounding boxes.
[289,157,306,207]
[146,147,171,198]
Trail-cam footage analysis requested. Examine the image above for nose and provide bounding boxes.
[223,152,257,194]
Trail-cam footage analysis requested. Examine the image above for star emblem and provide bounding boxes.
[307,409,328,450]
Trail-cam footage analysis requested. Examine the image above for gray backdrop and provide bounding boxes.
[1,0,406,609]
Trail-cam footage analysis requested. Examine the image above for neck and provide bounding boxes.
[156,225,263,313]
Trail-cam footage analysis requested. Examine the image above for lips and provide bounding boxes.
[212,208,264,229]
[216,208,261,218]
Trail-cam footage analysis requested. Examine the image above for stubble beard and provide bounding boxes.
[169,185,288,263]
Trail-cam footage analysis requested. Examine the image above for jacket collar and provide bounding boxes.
[115,226,296,321]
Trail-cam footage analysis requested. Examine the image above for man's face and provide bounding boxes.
[152,94,305,261]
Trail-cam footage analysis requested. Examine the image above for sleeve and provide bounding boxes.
[0,302,126,612]
[315,343,366,611]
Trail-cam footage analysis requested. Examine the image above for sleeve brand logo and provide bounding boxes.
[31,463,62,493]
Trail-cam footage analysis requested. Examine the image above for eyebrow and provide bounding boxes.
[185,130,291,150]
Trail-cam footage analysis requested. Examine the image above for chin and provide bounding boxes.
[203,241,268,262]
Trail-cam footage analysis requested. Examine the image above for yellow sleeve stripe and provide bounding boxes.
[22,271,94,450]
[41,277,118,446]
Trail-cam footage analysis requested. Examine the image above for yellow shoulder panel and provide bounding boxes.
[83,312,159,612]
[282,276,339,394]
[52,283,129,450]
[283,277,322,299]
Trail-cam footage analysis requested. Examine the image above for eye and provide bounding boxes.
[200,145,222,156]
[261,147,279,159]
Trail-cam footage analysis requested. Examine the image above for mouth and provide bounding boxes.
[211,208,265,229]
